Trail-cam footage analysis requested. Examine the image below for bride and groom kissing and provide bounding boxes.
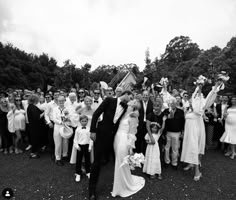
[89,90,145,200]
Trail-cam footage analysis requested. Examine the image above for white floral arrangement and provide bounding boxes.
[120,153,145,170]
[159,77,169,86]
[194,75,209,85]
[61,109,71,124]
[217,71,230,82]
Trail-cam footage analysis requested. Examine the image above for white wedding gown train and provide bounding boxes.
[111,114,145,197]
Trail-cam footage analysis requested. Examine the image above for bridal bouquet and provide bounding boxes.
[159,77,169,86]
[120,153,145,170]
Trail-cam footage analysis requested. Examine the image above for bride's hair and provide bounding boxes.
[128,99,141,111]
[128,99,140,118]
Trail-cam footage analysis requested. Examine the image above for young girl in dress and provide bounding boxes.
[143,122,162,179]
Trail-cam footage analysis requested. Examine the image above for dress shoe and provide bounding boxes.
[183,164,193,171]
[75,174,81,182]
[62,156,70,162]
[150,175,156,179]
[158,174,162,180]
[29,153,40,159]
[25,145,32,151]
[89,194,96,200]
[163,163,169,169]
[172,165,178,170]
[55,160,64,166]
[193,173,202,181]
[86,173,90,179]
[224,151,231,156]
[230,153,236,159]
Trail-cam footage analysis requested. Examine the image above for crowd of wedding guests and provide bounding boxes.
[0,84,235,182]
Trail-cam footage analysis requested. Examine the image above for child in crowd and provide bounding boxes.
[143,122,162,179]
[73,115,93,182]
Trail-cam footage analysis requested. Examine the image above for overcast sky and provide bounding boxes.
[0,0,236,70]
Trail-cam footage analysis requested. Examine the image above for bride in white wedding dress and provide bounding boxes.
[111,99,145,197]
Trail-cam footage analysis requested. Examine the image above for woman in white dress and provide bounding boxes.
[7,97,26,154]
[220,95,236,159]
[111,99,145,198]
[181,81,221,181]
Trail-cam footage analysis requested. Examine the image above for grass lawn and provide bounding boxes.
[0,149,235,200]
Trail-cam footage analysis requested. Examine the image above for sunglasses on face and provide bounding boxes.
[79,92,84,94]
[15,99,21,101]
[94,92,100,95]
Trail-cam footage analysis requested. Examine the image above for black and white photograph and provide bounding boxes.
[0,0,236,199]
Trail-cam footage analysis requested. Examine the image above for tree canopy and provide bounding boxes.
[0,35,235,94]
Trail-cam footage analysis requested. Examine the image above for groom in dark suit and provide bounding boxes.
[89,90,133,200]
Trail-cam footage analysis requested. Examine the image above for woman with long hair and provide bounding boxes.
[0,97,12,154]
[7,96,26,154]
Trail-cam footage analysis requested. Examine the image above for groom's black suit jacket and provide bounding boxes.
[90,97,126,142]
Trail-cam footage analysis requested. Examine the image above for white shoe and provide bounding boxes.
[193,173,202,181]
[75,174,81,182]
[25,145,32,151]
[86,173,90,179]
[224,151,231,156]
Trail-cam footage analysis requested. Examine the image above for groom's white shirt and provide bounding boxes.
[113,98,124,124]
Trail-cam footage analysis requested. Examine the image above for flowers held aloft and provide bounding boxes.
[159,77,169,86]
[193,75,210,86]
[120,153,145,170]
[217,71,230,83]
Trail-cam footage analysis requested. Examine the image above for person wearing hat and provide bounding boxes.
[52,95,69,166]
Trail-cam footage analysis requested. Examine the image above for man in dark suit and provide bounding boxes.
[214,95,228,151]
[136,90,153,154]
[89,90,133,200]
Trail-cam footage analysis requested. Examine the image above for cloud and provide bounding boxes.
[0,0,12,33]
[0,0,236,70]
